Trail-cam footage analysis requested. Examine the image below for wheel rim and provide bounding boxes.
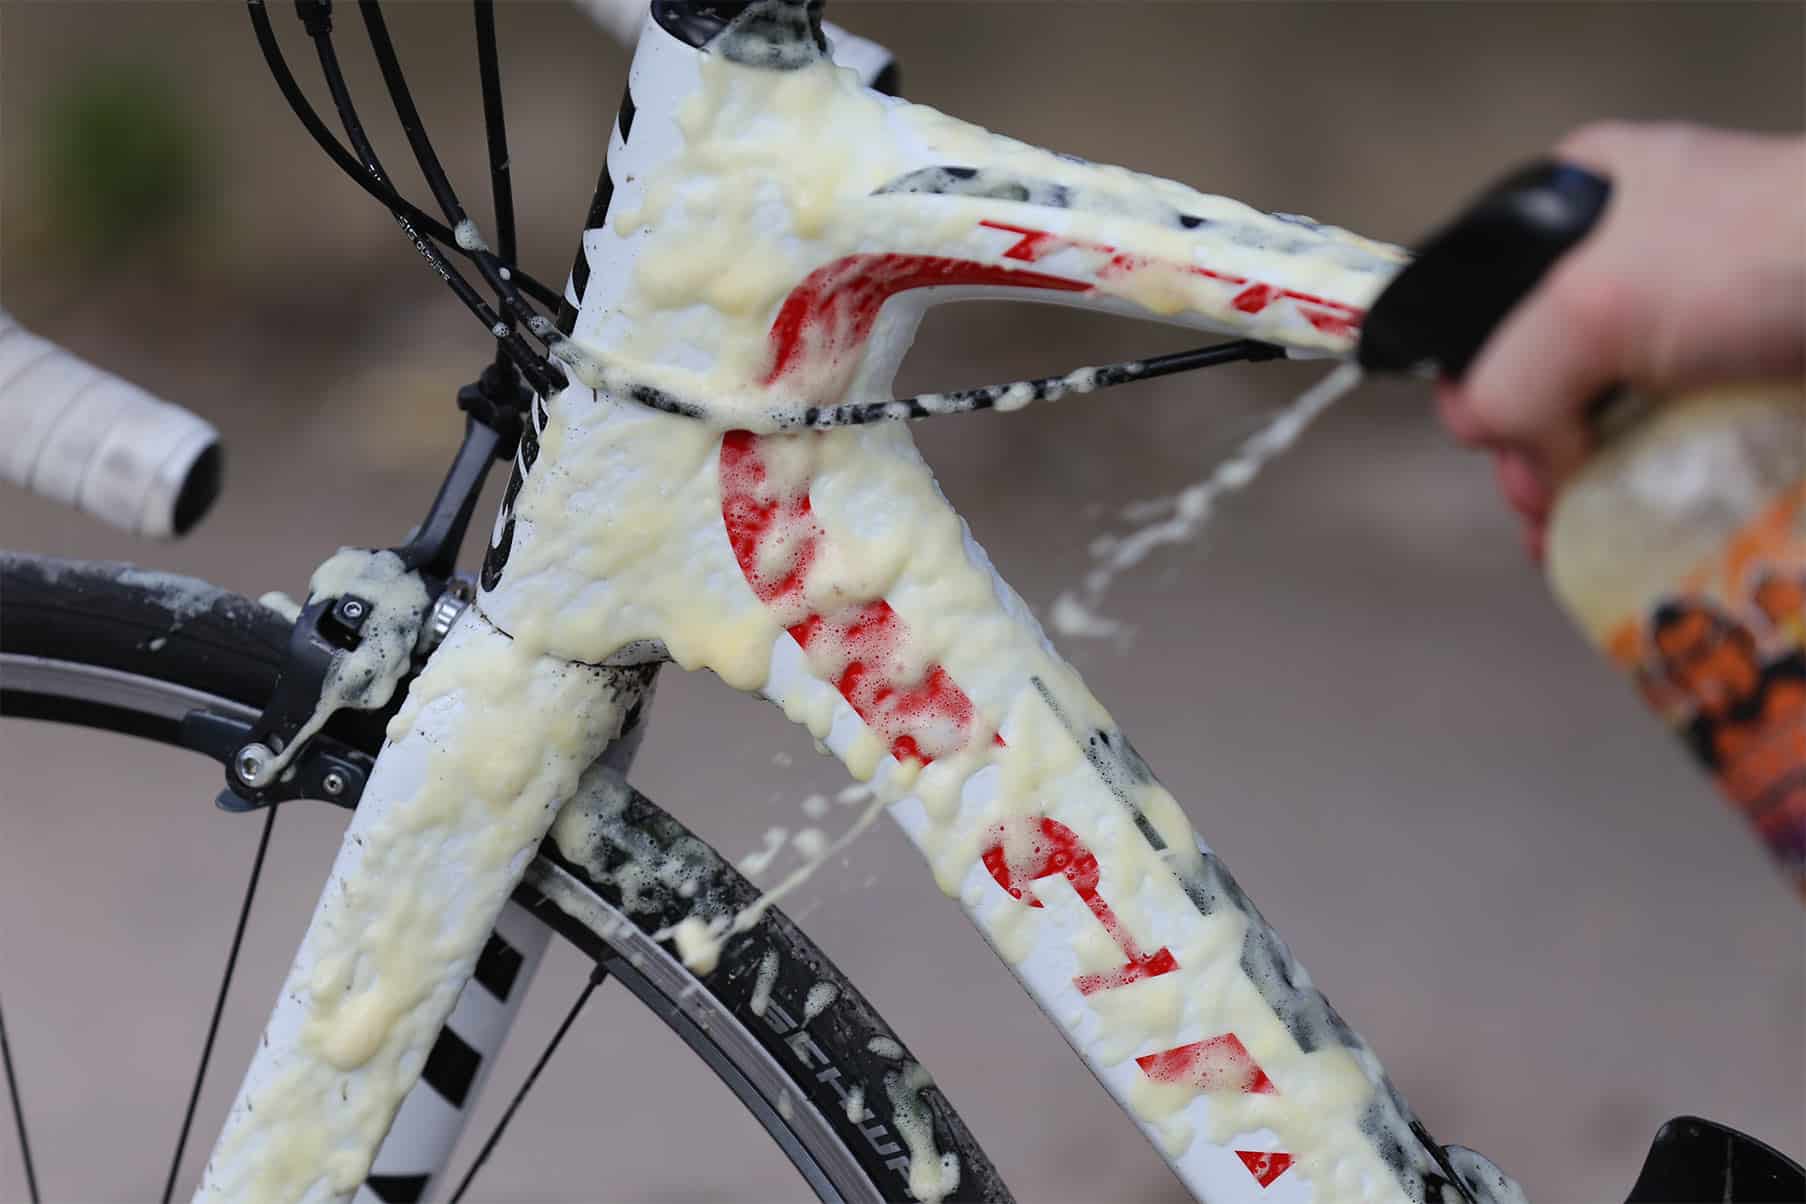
[1,648,881,1203]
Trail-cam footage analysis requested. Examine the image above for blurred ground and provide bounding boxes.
[2,3,1802,1202]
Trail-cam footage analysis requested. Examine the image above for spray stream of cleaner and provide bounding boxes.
[1052,362,1366,640]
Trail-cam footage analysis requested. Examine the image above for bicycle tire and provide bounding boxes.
[0,551,1011,1204]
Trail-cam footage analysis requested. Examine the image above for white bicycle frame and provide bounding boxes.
[191,5,1517,1203]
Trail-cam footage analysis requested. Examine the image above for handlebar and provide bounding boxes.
[0,310,222,538]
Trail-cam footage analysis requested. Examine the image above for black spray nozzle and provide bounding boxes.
[1358,159,1613,377]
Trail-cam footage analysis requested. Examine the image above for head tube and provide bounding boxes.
[651,1,828,65]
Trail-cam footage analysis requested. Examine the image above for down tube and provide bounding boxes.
[727,422,1474,1204]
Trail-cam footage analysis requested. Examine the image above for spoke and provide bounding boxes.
[159,803,280,1204]
[1,995,41,1204]
[446,964,609,1204]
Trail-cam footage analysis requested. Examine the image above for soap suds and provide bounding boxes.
[671,914,729,975]
[258,549,431,780]
[738,826,790,877]
[117,566,220,626]
[886,1060,960,1204]
[791,826,828,859]
[750,949,780,1017]
[207,19,1455,1203]
[259,591,303,623]
[802,981,838,1024]
[198,616,634,1201]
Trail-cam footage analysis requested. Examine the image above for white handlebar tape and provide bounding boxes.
[0,310,222,539]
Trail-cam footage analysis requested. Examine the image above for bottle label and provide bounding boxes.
[1603,483,1806,900]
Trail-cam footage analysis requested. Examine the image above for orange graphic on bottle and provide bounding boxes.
[1606,484,1806,901]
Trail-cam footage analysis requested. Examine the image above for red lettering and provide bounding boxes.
[1135,1033,1274,1095]
[982,816,1178,996]
[1231,284,1275,313]
[1235,1150,1294,1188]
[765,252,1089,385]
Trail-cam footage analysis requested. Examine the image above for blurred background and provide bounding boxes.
[2,2,1801,1201]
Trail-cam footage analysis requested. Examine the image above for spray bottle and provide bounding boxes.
[1359,162,1806,900]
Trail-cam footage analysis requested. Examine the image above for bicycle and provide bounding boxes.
[3,3,1800,1203]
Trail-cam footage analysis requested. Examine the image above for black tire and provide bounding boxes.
[1,552,1010,1204]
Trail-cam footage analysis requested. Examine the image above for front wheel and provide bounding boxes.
[0,551,1011,1203]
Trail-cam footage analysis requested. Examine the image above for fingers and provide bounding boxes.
[1435,256,1623,559]
[1435,261,1618,558]
[1551,119,1639,175]
[1493,448,1550,523]
[1495,449,1551,562]
[1433,124,1806,561]
[1433,379,1489,444]
[1450,253,1624,485]
[1434,124,1639,555]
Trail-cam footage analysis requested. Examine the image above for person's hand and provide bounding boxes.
[1434,123,1806,559]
